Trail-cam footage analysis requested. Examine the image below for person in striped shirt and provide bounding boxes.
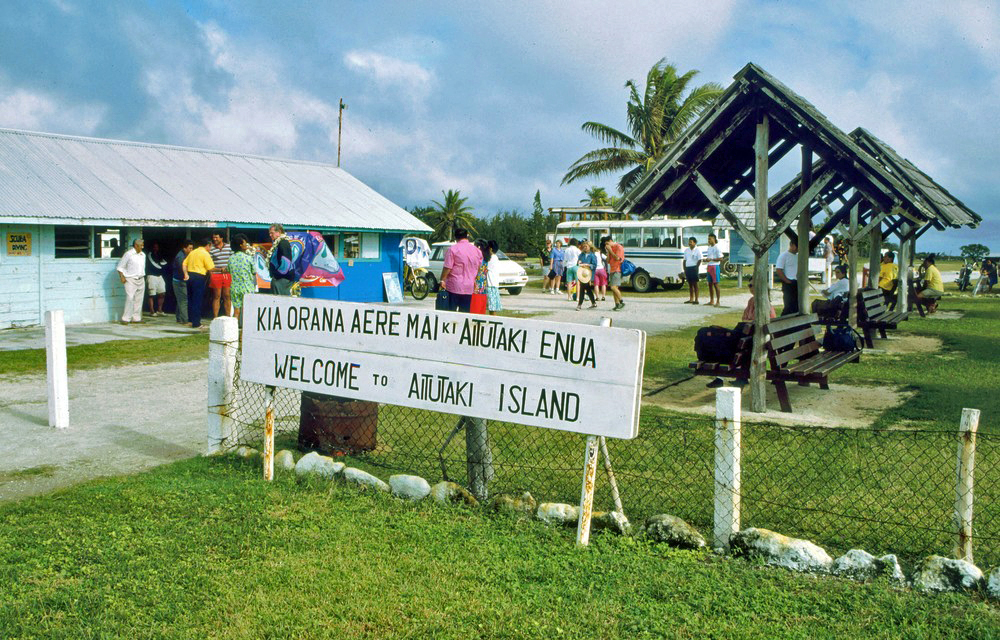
[209,232,233,318]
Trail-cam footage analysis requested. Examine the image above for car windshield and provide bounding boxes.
[496,251,509,260]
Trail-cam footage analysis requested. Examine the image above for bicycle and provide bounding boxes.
[403,263,430,300]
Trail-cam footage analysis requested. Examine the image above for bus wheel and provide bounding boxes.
[722,258,739,276]
[631,270,653,293]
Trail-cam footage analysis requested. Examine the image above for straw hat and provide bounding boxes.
[577,264,593,284]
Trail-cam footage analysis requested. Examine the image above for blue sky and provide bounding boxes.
[1,0,997,252]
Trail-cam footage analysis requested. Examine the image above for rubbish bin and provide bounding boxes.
[298,391,377,454]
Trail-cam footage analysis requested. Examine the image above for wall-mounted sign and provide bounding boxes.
[6,231,31,256]
[241,295,646,439]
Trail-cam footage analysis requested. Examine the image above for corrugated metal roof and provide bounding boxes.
[0,128,432,233]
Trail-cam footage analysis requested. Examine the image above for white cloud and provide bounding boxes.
[134,21,340,158]
[343,49,434,111]
[0,82,104,134]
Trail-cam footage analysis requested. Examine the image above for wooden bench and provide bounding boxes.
[763,314,861,413]
[858,288,908,348]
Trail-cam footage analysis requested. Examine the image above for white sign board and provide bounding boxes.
[241,294,645,439]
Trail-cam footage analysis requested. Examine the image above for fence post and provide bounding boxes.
[466,417,493,501]
[954,407,980,563]
[714,387,742,549]
[207,316,240,455]
[576,435,600,547]
[45,310,69,429]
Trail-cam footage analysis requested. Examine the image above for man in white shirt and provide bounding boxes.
[683,237,702,304]
[775,240,799,316]
[116,238,146,324]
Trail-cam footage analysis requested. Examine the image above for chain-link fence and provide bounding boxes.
[221,352,999,567]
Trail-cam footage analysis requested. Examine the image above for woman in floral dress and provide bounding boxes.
[227,233,258,326]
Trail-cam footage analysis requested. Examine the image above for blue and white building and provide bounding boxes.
[0,128,431,329]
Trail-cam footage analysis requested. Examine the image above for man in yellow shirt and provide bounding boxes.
[916,254,944,314]
[182,237,215,330]
[878,251,899,305]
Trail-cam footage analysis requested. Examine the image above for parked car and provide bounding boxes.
[426,241,528,295]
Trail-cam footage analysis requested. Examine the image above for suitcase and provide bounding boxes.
[694,326,739,363]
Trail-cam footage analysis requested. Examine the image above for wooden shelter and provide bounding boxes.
[619,63,981,411]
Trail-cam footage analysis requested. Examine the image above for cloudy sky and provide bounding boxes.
[1,0,996,251]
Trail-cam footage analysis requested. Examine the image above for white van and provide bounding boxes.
[426,242,528,295]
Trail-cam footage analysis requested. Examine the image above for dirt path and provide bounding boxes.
[0,360,207,502]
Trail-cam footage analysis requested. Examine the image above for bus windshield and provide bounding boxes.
[683,225,714,246]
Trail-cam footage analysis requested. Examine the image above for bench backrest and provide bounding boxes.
[859,288,887,320]
[763,313,821,369]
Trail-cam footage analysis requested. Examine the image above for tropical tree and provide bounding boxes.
[580,186,611,207]
[960,243,989,263]
[427,189,476,241]
[562,58,723,194]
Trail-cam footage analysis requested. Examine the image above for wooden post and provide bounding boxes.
[750,113,770,413]
[206,316,240,454]
[797,148,812,314]
[599,436,624,515]
[466,417,493,501]
[847,205,859,328]
[713,387,742,549]
[896,225,910,312]
[45,310,69,429]
[954,408,980,563]
[576,435,600,547]
[868,222,882,289]
[264,388,275,482]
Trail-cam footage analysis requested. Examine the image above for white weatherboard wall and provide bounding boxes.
[241,295,646,439]
[0,224,136,328]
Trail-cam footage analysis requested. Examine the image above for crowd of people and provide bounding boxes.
[539,235,627,310]
[114,224,296,330]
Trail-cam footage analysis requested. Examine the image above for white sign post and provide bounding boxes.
[241,295,645,439]
[45,310,69,429]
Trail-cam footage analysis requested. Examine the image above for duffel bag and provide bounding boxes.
[694,326,739,363]
[823,324,862,352]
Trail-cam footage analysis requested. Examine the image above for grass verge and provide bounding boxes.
[0,456,997,638]
[0,333,210,376]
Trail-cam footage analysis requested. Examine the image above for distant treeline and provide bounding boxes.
[409,206,560,259]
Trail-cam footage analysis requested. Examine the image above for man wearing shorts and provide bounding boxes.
[208,232,232,317]
[145,241,168,316]
[562,239,581,300]
[683,237,702,305]
[601,236,625,311]
[704,233,723,306]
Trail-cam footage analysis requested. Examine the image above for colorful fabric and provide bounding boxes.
[261,232,345,288]
[229,249,257,309]
[474,260,488,294]
[486,285,502,312]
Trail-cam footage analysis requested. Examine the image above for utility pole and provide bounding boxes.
[337,98,347,167]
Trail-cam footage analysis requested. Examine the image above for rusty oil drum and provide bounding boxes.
[298,392,378,454]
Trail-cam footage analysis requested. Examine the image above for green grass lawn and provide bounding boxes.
[0,333,210,376]
[1,456,998,639]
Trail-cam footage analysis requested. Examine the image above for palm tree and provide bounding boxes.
[428,189,476,241]
[562,58,722,195]
[581,186,611,207]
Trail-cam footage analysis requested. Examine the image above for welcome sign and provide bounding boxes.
[240,294,645,439]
